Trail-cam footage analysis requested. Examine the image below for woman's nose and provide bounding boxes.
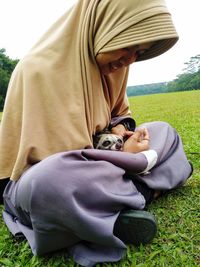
[124,53,138,66]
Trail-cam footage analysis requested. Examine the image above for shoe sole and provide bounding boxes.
[113,210,157,245]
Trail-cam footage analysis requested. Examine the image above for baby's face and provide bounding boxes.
[95,133,124,151]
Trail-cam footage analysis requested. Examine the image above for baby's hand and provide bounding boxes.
[123,127,150,153]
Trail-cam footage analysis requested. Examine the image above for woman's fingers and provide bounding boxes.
[124,130,134,137]
[123,127,150,153]
[132,127,150,142]
[142,127,150,141]
[111,124,135,137]
[131,130,142,141]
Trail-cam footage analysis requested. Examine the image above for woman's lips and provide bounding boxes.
[109,61,123,72]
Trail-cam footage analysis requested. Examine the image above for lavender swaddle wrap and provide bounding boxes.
[3,122,192,267]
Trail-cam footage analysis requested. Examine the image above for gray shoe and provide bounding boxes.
[114,210,157,245]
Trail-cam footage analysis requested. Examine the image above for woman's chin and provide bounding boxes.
[102,67,119,75]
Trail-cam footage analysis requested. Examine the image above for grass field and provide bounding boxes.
[0,90,200,266]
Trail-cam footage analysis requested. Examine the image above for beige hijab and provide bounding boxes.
[0,0,178,181]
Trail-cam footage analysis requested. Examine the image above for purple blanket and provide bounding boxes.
[3,122,192,266]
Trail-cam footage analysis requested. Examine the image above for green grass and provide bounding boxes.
[0,90,200,267]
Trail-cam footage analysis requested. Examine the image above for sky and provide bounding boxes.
[0,0,199,86]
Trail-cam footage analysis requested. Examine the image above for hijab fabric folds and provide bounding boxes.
[0,0,178,180]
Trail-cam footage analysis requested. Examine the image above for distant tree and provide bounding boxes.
[167,54,200,92]
[0,48,19,110]
[182,54,200,74]
[189,70,200,89]
[167,73,192,92]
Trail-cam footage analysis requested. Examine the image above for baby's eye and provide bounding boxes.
[102,140,111,147]
[117,139,123,144]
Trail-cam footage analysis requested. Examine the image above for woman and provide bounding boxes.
[0,0,192,266]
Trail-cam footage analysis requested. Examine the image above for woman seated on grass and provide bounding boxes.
[0,0,192,266]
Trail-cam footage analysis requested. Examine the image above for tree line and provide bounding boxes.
[0,48,19,110]
[0,48,200,110]
[127,54,200,96]
[127,82,168,97]
[167,55,200,92]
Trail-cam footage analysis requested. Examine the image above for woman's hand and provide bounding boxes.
[123,127,150,153]
[111,124,134,138]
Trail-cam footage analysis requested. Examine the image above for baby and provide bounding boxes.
[93,132,124,151]
[93,127,150,152]
[93,128,158,177]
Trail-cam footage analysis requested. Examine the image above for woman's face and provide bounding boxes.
[96,42,154,75]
